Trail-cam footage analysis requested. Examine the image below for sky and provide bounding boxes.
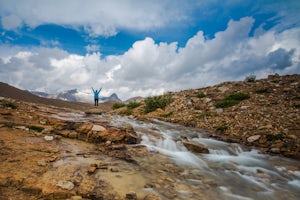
[0,0,299,101]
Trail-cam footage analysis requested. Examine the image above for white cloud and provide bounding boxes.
[0,17,299,101]
[0,0,190,37]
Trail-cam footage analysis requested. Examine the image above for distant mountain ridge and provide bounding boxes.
[30,89,122,103]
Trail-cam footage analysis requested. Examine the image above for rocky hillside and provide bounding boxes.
[135,74,300,159]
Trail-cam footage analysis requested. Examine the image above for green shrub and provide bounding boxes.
[119,109,133,116]
[160,112,173,118]
[266,133,284,141]
[255,88,271,93]
[244,75,256,82]
[216,92,250,108]
[127,101,142,109]
[294,104,300,108]
[196,92,205,98]
[112,102,126,110]
[0,99,17,109]
[144,93,173,113]
[216,124,228,131]
[29,125,44,132]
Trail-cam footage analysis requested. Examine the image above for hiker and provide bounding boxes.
[92,87,102,106]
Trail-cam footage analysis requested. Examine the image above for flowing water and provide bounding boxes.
[53,112,300,200]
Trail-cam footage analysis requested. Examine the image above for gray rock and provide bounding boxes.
[56,180,74,190]
[247,135,261,143]
[44,135,54,141]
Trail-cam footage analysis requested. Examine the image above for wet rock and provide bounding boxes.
[56,180,74,190]
[126,191,137,200]
[182,141,209,154]
[247,135,261,143]
[92,124,106,132]
[269,147,281,154]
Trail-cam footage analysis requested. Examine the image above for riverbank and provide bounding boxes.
[125,74,300,160]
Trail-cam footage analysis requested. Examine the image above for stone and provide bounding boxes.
[92,124,106,132]
[216,108,223,114]
[87,164,97,174]
[37,160,47,166]
[56,180,74,190]
[247,135,261,143]
[269,148,281,154]
[126,191,137,200]
[182,141,209,154]
[143,194,161,200]
[203,98,212,103]
[218,86,229,92]
[44,135,54,141]
[71,196,83,200]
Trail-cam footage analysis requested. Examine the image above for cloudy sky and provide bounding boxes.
[0,0,299,101]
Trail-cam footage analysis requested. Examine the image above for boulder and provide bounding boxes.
[182,141,209,154]
[247,135,261,143]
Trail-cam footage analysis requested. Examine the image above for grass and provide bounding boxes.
[215,92,250,108]
[112,102,126,110]
[127,101,142,109]
[144,93,173,113]
[118,109,133,116]
[196,92,205,98]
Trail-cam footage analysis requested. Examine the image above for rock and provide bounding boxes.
[182,141,209,154]
[92,124,106,132]
[71,196,83,200]
[143,193,161,200]
[247,135,261,143]
[110,167,119,172]
[37,160,47,166]
[269,148,281,154]
[203,98,212,103]
[14,126,29,131]
[44,135,54,141]
[240,106,249,110]
[87,164,97,174]
[126,191,137,200]
[258,125,273,130]
[216,108,223,114]
[56,180,74,190]
[218,86,229,92]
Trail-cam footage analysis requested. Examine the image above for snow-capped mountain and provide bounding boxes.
[30,89,121,103]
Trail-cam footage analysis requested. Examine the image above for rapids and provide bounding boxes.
[54,112,300,200]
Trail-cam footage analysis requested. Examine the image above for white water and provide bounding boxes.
[52,112,300,200]
[103,115,300,200]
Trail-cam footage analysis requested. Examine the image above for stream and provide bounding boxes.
[53,111,300,200]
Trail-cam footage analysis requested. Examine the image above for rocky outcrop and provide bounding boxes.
[138,74,300,159]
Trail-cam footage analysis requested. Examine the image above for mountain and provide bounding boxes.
[30,89,122,103]
[0,82,93,111]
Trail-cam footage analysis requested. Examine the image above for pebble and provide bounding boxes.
[44,135,54,141]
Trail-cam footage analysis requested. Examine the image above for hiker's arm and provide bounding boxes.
[91,87,95,92]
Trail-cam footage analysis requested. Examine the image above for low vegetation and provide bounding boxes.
[0,99,17,109]
[29,125,44,132]
[255,88,271,93]
[215,92,250,108]
[244,75,256,82]
[127,101,142,109]
[144,93,173,113]
[196,92,205,98]
[112,102,126,110]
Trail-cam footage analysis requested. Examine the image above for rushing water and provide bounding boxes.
[104,115,300,200]
[53,112,300,200]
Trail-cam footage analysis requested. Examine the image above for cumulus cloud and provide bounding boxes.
[0,0,190,37]
[1,17,300,100]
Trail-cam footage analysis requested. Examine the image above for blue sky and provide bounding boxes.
[0,0,299,100]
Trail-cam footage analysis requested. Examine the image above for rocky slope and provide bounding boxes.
[134,74,300,159]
